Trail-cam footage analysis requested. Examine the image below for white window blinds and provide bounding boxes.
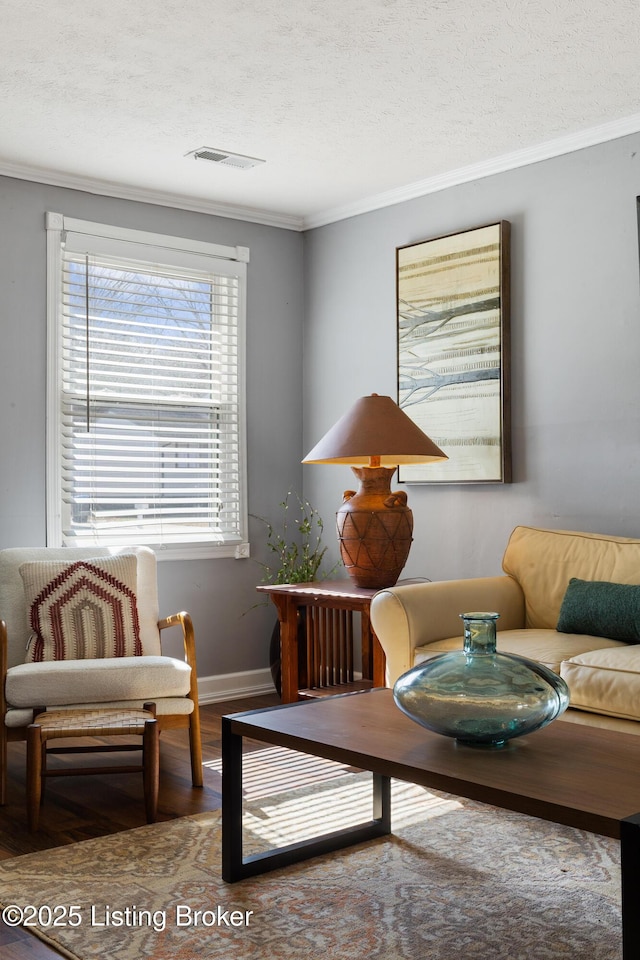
[46,215,248,558]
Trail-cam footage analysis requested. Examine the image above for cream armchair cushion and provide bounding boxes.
[6,655,192,708]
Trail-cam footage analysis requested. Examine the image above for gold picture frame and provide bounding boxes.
[397,220,511,484]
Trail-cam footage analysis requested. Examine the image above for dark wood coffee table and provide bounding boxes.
[221,688,640,958]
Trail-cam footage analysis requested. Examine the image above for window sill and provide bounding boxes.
[153,542,250,561]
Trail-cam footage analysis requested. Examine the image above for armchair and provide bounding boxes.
[0,545,203,804]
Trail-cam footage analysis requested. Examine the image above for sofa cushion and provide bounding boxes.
[20,555,142,662]
[413,628,624,674]
[561,646,640,723]
[557,578,640,643]
[5,656,191,708]
[502,526,640,629]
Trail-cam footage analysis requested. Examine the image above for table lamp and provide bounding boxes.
[302,393,447,589]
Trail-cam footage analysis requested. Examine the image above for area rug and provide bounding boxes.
[0,768,622,960]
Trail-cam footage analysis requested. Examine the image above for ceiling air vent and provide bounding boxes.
[186,146,265,170]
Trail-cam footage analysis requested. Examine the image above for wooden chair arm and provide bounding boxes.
[158,612,198,704]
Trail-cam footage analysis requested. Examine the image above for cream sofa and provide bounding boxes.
[370,526,640,735]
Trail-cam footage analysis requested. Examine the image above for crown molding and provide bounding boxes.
[302,111,640,230]
[3,111,640,234]
[0,160,305,231]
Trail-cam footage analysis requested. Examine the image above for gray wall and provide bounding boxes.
[303,134,640,583]
[3,130,640,684]
[0,176,305,678]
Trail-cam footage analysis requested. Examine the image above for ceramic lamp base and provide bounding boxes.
[336,466,413,590]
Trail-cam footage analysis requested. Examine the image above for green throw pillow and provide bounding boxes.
[556,578,640,643]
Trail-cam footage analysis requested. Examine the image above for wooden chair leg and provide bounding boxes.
[26,723,43,832]
[189,708,204,788]
[40,737,47,802]
[143,718,159,823]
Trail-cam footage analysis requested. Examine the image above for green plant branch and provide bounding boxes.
[251,491,340,585]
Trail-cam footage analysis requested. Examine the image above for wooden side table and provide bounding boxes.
[257,580,386,703]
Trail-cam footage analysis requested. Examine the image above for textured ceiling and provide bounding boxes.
[1,0,640,228]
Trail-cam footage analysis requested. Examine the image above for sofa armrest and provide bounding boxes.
[371,576,525,686]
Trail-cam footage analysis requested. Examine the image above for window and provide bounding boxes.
[46,213,249,559]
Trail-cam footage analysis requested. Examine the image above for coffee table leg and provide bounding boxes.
[221,717,245,882]
[621,813,640,960]
[221,716,391,883]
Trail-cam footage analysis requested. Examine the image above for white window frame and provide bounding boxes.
[45,212,250,561]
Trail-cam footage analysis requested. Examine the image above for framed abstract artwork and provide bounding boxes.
[396,220,511,483]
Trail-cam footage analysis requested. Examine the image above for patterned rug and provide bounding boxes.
[0,759,622,960]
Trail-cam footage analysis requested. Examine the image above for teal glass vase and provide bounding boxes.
[393,612,570,748]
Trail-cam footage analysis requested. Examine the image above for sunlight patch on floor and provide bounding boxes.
[204,745,358,800]
[244,775,462,848]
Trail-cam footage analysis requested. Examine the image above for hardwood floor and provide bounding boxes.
[0,694,280,959]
